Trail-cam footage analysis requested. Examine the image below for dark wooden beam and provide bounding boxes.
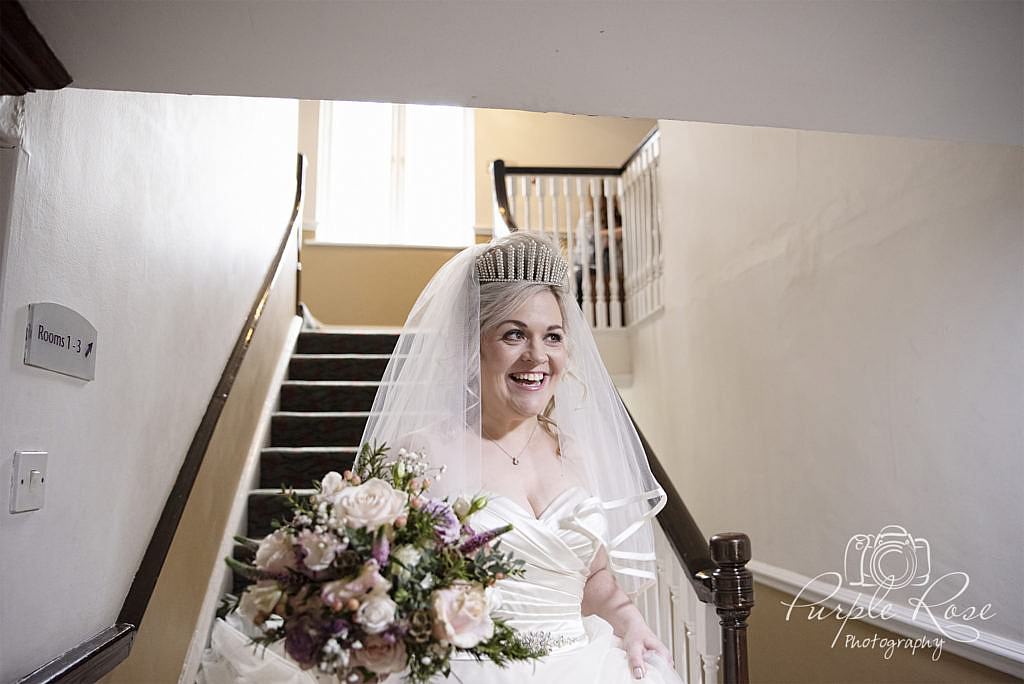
[17,624,134,684]
[1,0,72,95]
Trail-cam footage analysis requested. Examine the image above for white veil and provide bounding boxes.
[360,235,666,596]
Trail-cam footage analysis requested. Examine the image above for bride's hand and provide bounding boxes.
[622,623,672,679]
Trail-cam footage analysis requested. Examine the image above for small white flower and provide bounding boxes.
[237,581,283,625]
[392,544,422,580]
[319,471,348,504]
[452,496,471,519]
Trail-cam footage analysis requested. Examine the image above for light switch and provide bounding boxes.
[10,451,47,513]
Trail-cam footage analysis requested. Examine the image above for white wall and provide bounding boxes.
[23,0,1024,145]
[622,121,1023,650]
[0,89,297,681]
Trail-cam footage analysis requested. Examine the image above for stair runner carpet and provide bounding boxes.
[232,330,398,594]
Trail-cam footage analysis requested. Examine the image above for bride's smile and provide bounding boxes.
[480,289,567,423]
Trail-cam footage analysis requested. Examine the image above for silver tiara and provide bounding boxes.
[475,239,569,286]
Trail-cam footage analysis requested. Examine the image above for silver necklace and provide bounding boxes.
[484,421,539,466]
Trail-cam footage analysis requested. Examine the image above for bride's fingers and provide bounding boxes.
[627,641,647,679]
[645,637,672,662]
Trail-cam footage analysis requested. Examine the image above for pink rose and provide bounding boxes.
[431,581,495,648]
[321,559,392,611]
[353,634,408,674]
[254,528,296,575]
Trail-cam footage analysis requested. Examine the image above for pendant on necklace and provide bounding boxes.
[512,456,519,466]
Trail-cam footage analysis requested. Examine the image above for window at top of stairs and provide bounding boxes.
[316,100,475,248]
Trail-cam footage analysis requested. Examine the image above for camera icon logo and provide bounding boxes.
[843,524,931,590]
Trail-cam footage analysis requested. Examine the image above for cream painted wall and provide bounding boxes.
[473,108,654,230]
[0,89,297,681]
[302,243,461,328]
[621,121,1023,679]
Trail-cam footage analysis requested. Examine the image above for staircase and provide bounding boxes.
[232,329,399,594]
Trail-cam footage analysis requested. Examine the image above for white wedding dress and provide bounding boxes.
[199,486,682,684]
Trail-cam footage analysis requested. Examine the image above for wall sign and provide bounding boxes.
[24,302,97,381]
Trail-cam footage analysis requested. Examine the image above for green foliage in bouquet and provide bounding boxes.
[223,442,549,683]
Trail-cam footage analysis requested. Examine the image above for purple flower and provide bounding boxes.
[459,524,514,555]
[284,615,325,670]
[329,618,351,637]
[422,499,461,545]
[372,533,391,567]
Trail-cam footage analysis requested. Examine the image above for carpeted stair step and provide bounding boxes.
[279,380,379,412]
[296,331,398,355]
[260,446,359,489]
[270,412,369,447]
[289,354,391,381]
[247,488,316,539]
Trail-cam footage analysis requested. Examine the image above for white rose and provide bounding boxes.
[297,529,338,571]
[237,581,283,625]
[335,478,408,530]
[353,635,407,674]
[431,581,495,649]
[318,471,348,504]
[254,528,296,575]
[355,594,398,634]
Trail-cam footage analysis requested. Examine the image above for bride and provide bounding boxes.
[202,232,680,683]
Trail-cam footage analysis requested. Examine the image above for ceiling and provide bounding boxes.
[21,0,1024,145]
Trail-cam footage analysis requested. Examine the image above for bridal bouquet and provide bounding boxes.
[223,443,547,683]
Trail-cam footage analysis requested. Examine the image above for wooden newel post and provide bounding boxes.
[711,532,754,684]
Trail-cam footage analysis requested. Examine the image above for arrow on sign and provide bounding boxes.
[84,342,94,358]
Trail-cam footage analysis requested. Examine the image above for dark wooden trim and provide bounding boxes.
[489,160,519,232]
[17,624,134,684]
[711,533,754,684]
[501,165,622,177]
[0,1,72,95]
[295,155,306,316]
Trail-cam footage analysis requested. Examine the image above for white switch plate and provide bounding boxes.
[10,451,47,513]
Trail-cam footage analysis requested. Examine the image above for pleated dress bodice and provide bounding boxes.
[469,485,608,655]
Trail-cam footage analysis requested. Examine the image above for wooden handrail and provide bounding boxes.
[17,154,307,684]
